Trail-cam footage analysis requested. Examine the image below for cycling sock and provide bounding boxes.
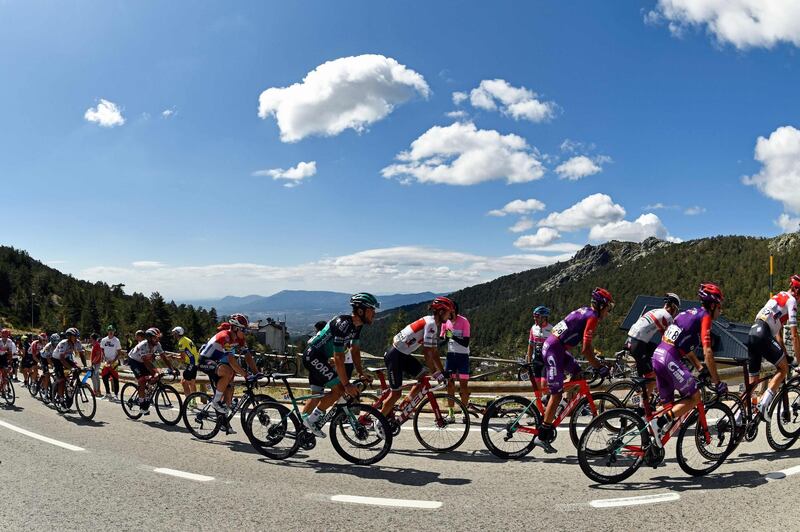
[213,390,224,403]
[759,389,775,413]
[307,407,324,425]
[656,411,674,429]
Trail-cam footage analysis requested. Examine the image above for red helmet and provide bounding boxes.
[430,296,456,313]
[217,322,231,331]
[791,275,800,290]
[145,327,160,338]
[228,313,249,330]
[698,282,724,304]
[591,287,614,308]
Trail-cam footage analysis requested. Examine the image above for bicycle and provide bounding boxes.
[245,372,393,465]
[257,354,298,377]
[120,372,183,425]
[481,362,623,458]
[51,367,96,420]
[0,367,15,407]
[182,372,275,440]
[577,374,735,484]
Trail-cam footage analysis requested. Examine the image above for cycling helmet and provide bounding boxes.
[0,328,9,337]
[533,305,551,317]
[664,293,681,307]
[171,326,185,336]
[350,292,380,310]
[698,282,724,304]
[134,329,145,337]
[591,288,614,308]
[228,313,249,330]
[145,327,160,338]
[39,332,47,340]
[49,333,60,343]
[430,296,456,313]
[791,275,800,290]
[65,327,80,338]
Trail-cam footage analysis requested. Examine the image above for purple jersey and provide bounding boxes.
[549,307,599,348]
[657,307,712,355]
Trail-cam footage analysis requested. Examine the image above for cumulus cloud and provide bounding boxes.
[538,193,626,231]
[452,91,468,105]
[508,218,535,233]
[78,245,576,299]
[445,110,468,119]
[744,126,800,213]
[84,99,125,127]
[161,108,176,118]
[648,0,800,49]
[513,227,561,249]
[777,214,800,233]
[468,79,556,122]
[488,198,546,217]
[382,122,545,186]
[252,161,317,188]
[555,155,610,180]
[257,54,430,142]
[588,213,676,243]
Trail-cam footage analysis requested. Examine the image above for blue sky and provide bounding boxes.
[2,1,800,299]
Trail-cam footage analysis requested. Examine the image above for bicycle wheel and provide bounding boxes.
[676,400,735,476]
[283,358,297,377]
[182,392,221,439]
[120,382,143,420]
[569,392,623,449]
[716,392,746,451]
[74,384,97,420]
[246,401,300,459]
[0,378,14,407]
[239,393,276,436]
[413,393,470,452]
[330,403,393,465]
[517,366,532,382]
[154,385,183,425]
[578,408,647,484]
[480,395,541,459]
[766,384,800,450]
[28,378,39,397]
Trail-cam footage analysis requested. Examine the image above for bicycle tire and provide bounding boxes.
[330,403,393,465]
[239,393,276,436]
[120,382,143,420]
[604,380,639,408]
[155,384,183,425]
[28,379,39,398]
[75,383,97,420]
[246,401,300,459]
[284,358,297,377]
[182,392,221,440]
[717,392,746,451]
[517,366,531,382]
[577,408,647,484]
[413,393,470,452]
[766,384,800,450]
[676,400,735,476]
[568,392,623,449]
[1,379,14,407]
[480,394,541,459]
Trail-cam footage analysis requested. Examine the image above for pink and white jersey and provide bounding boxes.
[529,323,552,346]
[393,316,439,355]
[441,315,471,355]
[0,338,17,356]
[28,340,43,356]
[628,308,673,343]
[52,339,84,361]
[756,291,798,336]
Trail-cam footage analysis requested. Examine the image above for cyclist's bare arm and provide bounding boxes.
[243,352,258,373]
[685,351,703,372]
[422,346,444,374]
[526,344,533,363]
[351,345,365,376]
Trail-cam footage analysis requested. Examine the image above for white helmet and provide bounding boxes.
[171,326,185,336]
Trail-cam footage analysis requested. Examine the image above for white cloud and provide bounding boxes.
[445,110,468,119]
[78,245,576,299]
[382,122,545,186]
[514,227,561,248]
[488,198,546,217]
[468,79,556,122]
[252,161,317,188]
[258,54,430,142]
[161,108,176,118]
[538,193,626,231]
[744,125,800,213]
[588,213,674,243]
[776,213,800,233]
[555,155,609,180]
[684,206,706,215]
[132,261,166,269]
[84,99,125,127]
[508,218,535,233]
[644,202,680,210]
[649,0,800,49]
[452,91,468,105]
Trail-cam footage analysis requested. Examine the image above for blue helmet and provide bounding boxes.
[533,305,550,317]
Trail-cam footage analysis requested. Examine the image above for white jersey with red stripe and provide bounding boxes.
[392,316,439,355]
[755,291,798,336]
[627,308,673,343]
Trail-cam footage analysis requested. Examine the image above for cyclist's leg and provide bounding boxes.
[653,346,700,418]
[542,339,566,425]
[380,348,407,417]
[397,353,428,407]
[452,352,471,407]
[445,352,457,408]
[214,362,234,405]
[759,332,787,413]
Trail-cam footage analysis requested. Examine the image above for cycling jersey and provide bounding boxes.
[0,339,18,357]
[441,315,471,355]
[28,340,43,357]
[40,341,56,359]
[754,291,798,336]
[126,339,164,363]
[176,336,199,365]
[307,315,362,358]
[529,323,552,353]
[628,308,673,343]
[658,307,713,355]
[199,330,245,360]
[392,316,439,355]
[51,339,83,361]
[550,307,599,348]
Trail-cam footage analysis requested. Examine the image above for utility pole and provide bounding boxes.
[769,255,774,297]
[30,291,35,329]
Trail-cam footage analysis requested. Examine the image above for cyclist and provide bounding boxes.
[526,305,553,389]
[198,314,258,416]
[0,329,17,392]
[625,293,681,396]
[51,328,86,404]
[535,288,613,453]
[127,327,178,415]
[21,333,42,388]
[442,302,471,423]
[100,325,122,400]
[649,283,728,445]
[301,293,378,437]
[301,320,331,416]
[172,326,201,397]
[39,333,59,395]
[379,296,453,420]
[747,275,800,419]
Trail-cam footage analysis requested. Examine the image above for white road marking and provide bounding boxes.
[765,464,800,481]
[0,419,85,452]
[331,495,442,509]
[152,468,214,482]
[590,492,680,508]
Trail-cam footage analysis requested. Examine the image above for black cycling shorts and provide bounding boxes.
[302,348,340,388]
[51,358,66,378]
[40,358,49,372]
[384,347,425,391]
[198,358,220,387]
[21,356,35,369]
[183,364,198,381]
[627,337,657,377]
[0,354,9,369]
[128,359,153,379]
[748,321,785,376]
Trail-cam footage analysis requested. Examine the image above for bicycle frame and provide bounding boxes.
[273,376,363,432]
[369,370,446,425]
[512,379,598,436]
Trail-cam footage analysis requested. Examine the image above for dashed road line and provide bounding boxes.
[152,468,214,482]
[589,492,680,508]
[331,495,442,509]
[765,464,800,481]
[0,419,85,452]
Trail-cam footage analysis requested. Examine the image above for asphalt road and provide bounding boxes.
[2,386,800,531]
